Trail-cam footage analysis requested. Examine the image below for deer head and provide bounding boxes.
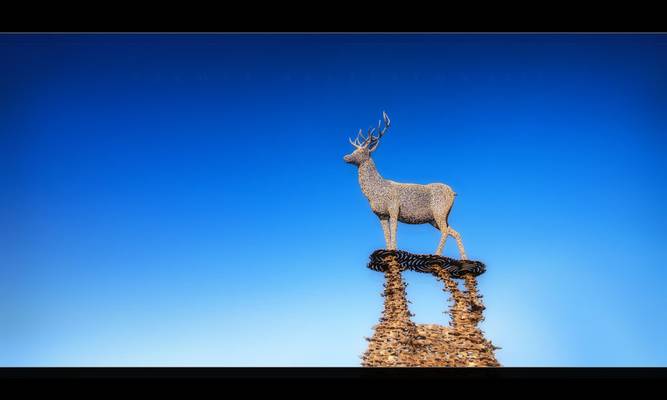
[343,112,391,166]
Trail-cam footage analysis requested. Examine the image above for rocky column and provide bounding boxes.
[432,267,500,367]
[361,254,417,367]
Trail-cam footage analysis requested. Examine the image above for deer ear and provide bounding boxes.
[368,141,380,152]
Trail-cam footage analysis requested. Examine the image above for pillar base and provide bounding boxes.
[362,250,500,367]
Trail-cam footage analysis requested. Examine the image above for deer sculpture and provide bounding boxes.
[344,112,467,259]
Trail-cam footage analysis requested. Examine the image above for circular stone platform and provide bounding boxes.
[367,249,486,278]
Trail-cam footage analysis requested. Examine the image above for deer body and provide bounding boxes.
[345,113,467,259]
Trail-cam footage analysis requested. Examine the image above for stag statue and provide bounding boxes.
[343,112,467,259]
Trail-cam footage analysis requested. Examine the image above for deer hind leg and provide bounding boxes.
[434,220,449,256]
[379,217,391,249]
[447,227,467,260]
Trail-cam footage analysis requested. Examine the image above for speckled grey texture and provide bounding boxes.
[344,112,467,259]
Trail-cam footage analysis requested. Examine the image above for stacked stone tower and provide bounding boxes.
[361,250,500,367]
[362,255,418,366]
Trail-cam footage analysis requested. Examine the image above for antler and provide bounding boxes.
[349,128,371,148]
[348,112,390,150]
[368,111,390,152]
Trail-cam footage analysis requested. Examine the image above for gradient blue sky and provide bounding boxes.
[2,34,666,366]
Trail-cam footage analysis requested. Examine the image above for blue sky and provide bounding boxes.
[1,33,666,366]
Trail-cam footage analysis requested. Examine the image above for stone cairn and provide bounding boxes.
[361,250,500,367]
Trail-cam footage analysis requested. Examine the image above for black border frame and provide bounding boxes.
[1,367,666,379]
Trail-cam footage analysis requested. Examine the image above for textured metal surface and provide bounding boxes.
[367,249,485,278]
[344,112,467,258]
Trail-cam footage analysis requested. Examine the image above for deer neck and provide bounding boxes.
[358,159,385,200]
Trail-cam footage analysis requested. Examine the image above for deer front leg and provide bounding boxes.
[379,217,391,249]
[389,212,398,250]
[387,199,399,250]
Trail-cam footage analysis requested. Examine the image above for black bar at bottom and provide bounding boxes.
[0,367,665,379]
